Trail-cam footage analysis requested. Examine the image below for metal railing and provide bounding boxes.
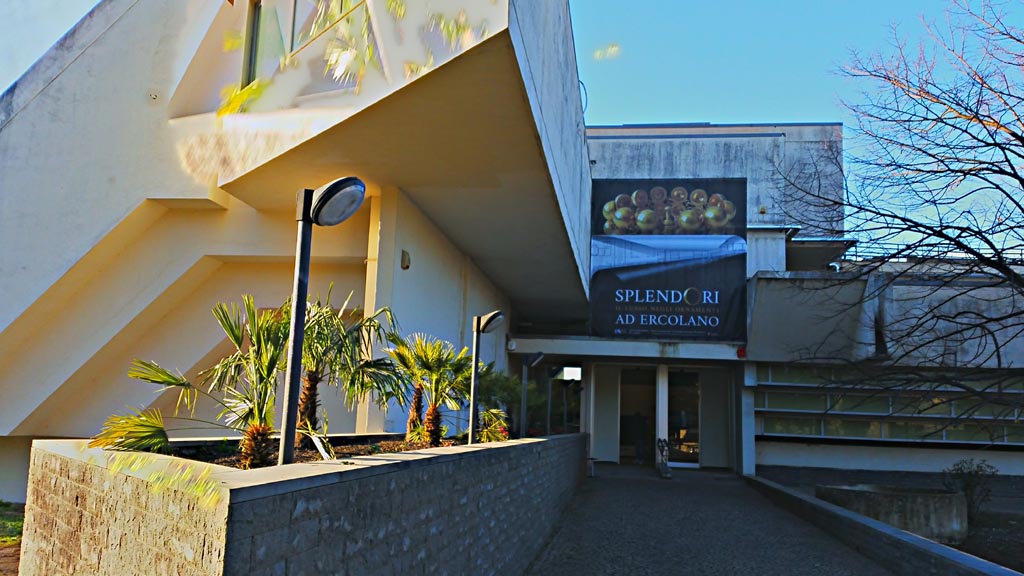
[841,241,1024,265]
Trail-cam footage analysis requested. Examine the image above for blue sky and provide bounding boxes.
[0,0,965,130]
[568,0,945,127]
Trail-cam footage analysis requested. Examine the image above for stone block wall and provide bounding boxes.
[225,435,585,575]
[19,444,229,575]
[20,435,586,575]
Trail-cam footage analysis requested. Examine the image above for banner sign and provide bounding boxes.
[590,178,747,341]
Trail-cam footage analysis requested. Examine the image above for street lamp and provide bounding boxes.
[521,352,544,438]
[467,310,504,445]
[278,177,366,465]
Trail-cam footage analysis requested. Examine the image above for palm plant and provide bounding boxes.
[387,334,472,446]
[91,295,289,469]
[477,408,509,443]
[387,334,427,440]
[296,289,405,449]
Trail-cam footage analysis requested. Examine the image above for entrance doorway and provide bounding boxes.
[619,368,655,464]
[590,363,728,468]
[667,370,700,467]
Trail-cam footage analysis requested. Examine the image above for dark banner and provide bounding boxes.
[590,178,747,341]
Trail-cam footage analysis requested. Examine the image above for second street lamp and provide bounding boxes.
[278,176,366,466]
[467,310,504,444]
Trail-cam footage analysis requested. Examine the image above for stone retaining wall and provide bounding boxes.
[20,445,229,575]
[20,435,586,575]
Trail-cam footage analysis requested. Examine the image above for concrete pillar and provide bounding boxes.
[580,363,591,435]
[357,189,400,434]
[740,363,757,475]
[585,363,596,455]
[656,364,668,463]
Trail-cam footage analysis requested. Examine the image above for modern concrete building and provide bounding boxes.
[2,0,1021,503]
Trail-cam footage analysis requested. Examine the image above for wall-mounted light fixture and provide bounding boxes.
[401,250,411,270]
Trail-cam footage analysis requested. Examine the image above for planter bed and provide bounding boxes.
[19,435,586,575]
[171,436,459,469]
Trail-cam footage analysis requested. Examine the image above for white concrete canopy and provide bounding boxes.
[220,32,589,327]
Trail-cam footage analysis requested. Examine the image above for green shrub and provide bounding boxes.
[942,458,998,520]
[0,499,24,546]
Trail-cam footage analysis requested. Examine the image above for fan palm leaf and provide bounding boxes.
[294,288,404,448]
[388,334,470,446]
[89,408,170,453]
[95,295,289,468]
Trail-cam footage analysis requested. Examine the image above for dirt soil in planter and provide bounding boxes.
[174,439,458,469]
[0,543,18,576]
[954,509,1024,572]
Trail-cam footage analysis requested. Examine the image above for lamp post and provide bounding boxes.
[467,310,504,444]
[521,352,544,438]
[278,176,366,466]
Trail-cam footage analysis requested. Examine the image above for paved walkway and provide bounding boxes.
[528,466,893,576]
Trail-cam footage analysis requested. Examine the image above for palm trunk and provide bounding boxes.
[425,404,442,447]
[406,382,424,440]
[296,370,322,449]
[240,423,275,469]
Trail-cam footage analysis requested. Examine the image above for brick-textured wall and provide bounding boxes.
[225,435,586,575]
[19,445,229,575]
[20,435,585,576]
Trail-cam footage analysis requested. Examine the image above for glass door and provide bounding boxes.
[667,370,700,466]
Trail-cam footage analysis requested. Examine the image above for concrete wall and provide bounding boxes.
[884,280,1024,369]
[586,123,844,239]
[757,441,1024,475]
[508,0,592,297]
[0,438,32,503]
[588,133,785,236]
[0,0,377,502]
[591,365,620,462]
[21,436,586,575]
[1,0,521,502]
[747,270,1024,368]
[747,273,873,362]
[370,188,511,433]
[698,368,733,468]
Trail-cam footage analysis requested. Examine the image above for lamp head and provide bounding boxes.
[477,310,504,334]
[311,176,365,226]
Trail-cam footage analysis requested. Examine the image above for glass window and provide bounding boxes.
[886,420,943,440]
[292,0,360,51]
[824,418,882,438]
[829,394,890,414]
[754,391,766,409]
[770,365,827,385]
[953,400,1015,420]
[1005,426,1024,444]
[764,417,821,436]
[246,0,289,85]
[756,364,771,383]
[766,392,826,411]
[945,423,1003,443]
[893,395,952,416]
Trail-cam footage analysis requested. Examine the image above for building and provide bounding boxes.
[1,0,1021,503]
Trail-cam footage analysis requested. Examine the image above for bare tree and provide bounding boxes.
[774,0,1024,439]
